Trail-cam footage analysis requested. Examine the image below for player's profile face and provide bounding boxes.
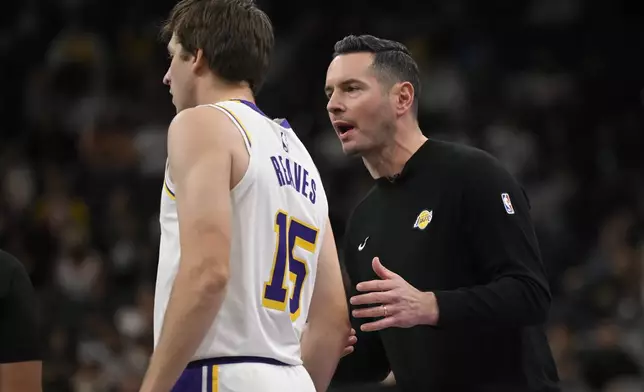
[325,53,394,156]
[162,34,196,113]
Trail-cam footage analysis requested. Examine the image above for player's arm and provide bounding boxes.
[140,107,235,392]
[301,217,351,392]
[0,251,42,392]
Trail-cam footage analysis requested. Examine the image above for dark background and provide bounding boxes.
[0,0,642,391]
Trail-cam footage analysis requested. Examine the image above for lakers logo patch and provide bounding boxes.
[413,209,433,230]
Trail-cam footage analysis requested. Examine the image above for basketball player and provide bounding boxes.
[139,1,350,391]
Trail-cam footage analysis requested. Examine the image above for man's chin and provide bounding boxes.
[341,145,362,157]
[343,140,373,157]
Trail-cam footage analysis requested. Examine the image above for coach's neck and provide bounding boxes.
[363,118,427,180]
[197,77,255,106]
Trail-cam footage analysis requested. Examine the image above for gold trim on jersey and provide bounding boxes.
[164,179,176,200]
[212,365,219,392]
[214,104,252,148]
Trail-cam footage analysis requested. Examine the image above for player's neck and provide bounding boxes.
[363,122,427,180]
[196,79,255,106]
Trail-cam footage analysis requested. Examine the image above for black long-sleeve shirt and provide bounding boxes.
[334,139,560,392]
[0,250,41,363]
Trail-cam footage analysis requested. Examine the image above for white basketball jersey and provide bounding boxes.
[154,99,328,366]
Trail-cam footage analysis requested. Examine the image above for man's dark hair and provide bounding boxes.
[161,0,274,95]
[333,34,421,115]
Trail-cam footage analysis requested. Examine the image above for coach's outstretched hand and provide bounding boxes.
[350,257,439,331]
[341,328,357,357]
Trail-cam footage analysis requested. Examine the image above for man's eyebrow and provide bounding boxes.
[324,78,365,94]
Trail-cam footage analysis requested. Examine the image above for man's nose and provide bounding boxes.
[162,69,171,86]
[326,93,344,115]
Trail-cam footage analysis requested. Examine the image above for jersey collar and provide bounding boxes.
[376,139,431,186]
[230,99,292,129]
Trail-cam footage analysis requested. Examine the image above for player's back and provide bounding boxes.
[155,99,329,367]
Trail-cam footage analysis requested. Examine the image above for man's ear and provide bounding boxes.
[192,48,207,74]
[392,81,415,116]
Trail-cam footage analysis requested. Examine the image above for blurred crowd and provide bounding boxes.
[0,0,642,391]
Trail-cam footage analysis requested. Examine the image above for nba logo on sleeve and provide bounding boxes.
[280,130,289,152]
[501,193,515,214]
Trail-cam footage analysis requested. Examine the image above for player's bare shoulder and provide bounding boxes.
[168,106,248,188]
[168,106,239,154]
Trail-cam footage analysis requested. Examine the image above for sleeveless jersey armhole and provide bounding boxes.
[210,103,252,154]
[204,103,255,195]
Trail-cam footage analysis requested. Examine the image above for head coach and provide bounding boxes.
[324,35,560,392]
[0,249,42,391]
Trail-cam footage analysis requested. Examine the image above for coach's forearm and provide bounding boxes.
[301,321,349,391]
[433,274,551,329]
[140,264,228,392]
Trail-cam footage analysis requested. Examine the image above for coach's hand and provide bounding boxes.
[342,328,358,357]
[350,257,439,331]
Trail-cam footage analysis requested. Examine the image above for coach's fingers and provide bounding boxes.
[360,315,398,332]
[372,257,399,280]
[341,329,358,357]
[352,304,390,319]
[342,346,355,357]
[355,279,397,293]
[350,291,394,306]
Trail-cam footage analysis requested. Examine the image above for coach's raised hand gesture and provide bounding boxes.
[350,257,440,331]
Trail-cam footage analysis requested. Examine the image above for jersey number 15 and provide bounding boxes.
[262,210,319,321]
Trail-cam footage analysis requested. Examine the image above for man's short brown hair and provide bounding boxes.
[162,0,274,94]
